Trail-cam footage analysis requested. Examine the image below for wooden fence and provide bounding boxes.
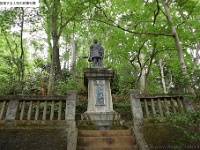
[0,91,76,121]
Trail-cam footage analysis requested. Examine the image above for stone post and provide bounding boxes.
[65,90,76,120]
[130,89,143,120]
[65,90,77,150]
[130,89,148,150]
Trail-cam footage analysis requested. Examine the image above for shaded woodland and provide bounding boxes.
[0,0,200,100]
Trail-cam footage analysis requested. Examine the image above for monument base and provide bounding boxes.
[81,111,121,130]
[81,68,127,130]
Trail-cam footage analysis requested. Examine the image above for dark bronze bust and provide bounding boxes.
[89,39,104,67]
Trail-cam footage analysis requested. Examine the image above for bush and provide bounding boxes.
[54,77,87,95]
[168,111,200,146]
[113,100,133,121]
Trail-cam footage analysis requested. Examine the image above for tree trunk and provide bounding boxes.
[20,8,25,91]
[47,64,55,95]
[177,4,200,73]
[47,0,62,95]
[162,0,194,93]
[47,34,61,95]
[159,59,167,94]
[140,53,146,93]
[69,34,76,73]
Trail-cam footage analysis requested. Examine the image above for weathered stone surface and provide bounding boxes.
[130,90,148,150]
[77,129,138,150]
[130,89,143,120]
[65,91,76,120]
[84,68,114,87]
[0,128,67,150]
[83,68,121,129]
[84,68,114,113]
[5,100,19,120]
[96,84,104,105]
[0,90,77,150]
[82,112,121,129]
[0,120,77,150]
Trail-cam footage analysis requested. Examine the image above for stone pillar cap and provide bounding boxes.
[84,68,114,87]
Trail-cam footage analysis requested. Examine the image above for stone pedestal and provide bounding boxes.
[83,68,120,129]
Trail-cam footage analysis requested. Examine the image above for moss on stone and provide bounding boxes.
[110,120,129,130]
[143,123,182,146]
[77,120,97,130]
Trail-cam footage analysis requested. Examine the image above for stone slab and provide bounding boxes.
[5,100,19,120]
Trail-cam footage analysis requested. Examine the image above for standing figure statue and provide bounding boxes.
[89,39,104,67]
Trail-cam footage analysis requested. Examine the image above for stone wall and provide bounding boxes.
[0,90,77,150]
[142,122,200,149]
[0,121,72,150]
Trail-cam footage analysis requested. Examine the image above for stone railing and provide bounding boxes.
[0,91,76,121]
[0,90,77,150]
[130,89,194,120]
[129,89,194,150]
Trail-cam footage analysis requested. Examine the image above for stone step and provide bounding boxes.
[78,129,133,137]
[77,146,138,150]
[77,120,129,130]
[77,136,136,148]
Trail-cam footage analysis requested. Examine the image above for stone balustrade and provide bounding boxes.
[130,89,195,150]
[0,90,77,150]
[130,89,194,119]
[0,90,76,121]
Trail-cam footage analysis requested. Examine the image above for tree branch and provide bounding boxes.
[91,5,173,37]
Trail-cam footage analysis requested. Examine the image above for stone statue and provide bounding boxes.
[88,39,104,67]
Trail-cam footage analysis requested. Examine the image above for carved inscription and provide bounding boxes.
[96,85,104,105]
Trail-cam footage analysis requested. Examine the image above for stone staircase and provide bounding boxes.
[77,129,138,150]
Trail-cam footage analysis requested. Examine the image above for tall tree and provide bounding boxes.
[40,0,102,94]
[161,0,195,93]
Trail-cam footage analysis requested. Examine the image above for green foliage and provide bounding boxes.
[0,0,200,97]
[113,100,132,121]
[75,100,88,120]
[0,74,9,94]
[168,111,200,145]
[54,76,86,95]
[65,78,86,93]
[110,68,135,95]
[191,69,200,98]
[53,79,68,95]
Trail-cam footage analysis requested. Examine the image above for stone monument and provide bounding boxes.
[82,40,120,129]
